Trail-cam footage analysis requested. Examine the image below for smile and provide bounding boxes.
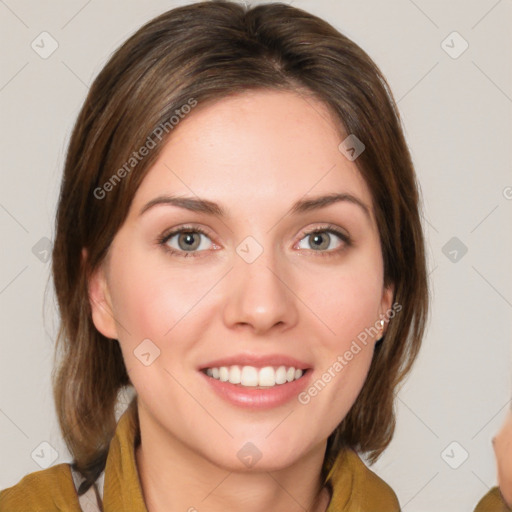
[202,365,305,388]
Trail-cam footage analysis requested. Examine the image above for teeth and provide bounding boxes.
[241,366,259,386]
[204,365,304,388]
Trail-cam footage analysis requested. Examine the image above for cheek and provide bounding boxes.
[303,259,384,347]
[107,253,218,392]
[295,262,383,415]
[108,248,215,343]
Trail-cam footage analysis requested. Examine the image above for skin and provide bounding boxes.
[494,409,512,506]
[88,89,394,512]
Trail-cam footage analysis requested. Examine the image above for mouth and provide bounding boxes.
[200,364,308,389]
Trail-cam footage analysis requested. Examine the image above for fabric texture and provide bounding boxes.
[0,400,400,511]
[473,487,512,512]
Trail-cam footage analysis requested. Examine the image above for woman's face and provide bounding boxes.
[494,410,512,505]
[89,89,394,471]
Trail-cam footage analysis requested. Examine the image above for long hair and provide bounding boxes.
[51,0,429,494]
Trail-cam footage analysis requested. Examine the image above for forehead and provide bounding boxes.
[130,89,374,222]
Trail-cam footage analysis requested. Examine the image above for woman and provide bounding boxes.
[0,1,428,510]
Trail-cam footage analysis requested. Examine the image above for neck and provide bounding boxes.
[134,408,331,512]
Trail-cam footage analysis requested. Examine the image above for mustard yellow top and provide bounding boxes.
[473,487,512,512]
[0,402,400,511]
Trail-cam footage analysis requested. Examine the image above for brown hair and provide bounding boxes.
[51,0,429,495]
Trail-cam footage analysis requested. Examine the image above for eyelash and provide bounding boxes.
[157,224,351,259]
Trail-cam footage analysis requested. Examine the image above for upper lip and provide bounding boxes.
[198,353,312,371]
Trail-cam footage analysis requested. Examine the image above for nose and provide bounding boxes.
[222,245,299,335]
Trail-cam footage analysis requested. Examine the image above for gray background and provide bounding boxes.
[1,1,511,511]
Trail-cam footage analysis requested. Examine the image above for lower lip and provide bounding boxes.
[199,370,313,410]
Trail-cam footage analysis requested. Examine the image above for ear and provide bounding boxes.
[82,248,118,340]
[379,282,395,336]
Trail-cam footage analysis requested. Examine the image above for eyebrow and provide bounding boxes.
[139,192,371,220]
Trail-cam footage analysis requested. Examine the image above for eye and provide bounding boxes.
[158,226,215,257]
[157,224,350,258]
[296,226,350,255]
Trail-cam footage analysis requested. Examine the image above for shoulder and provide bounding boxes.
[327,449,400,511]
[347,450,401,511]
[0,463,81,512]
[473,487,512,512]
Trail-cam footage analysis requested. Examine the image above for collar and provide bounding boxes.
[102,399,146,511]
[101,399,398,511]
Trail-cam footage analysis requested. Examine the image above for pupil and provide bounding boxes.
[313,234,322,246]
